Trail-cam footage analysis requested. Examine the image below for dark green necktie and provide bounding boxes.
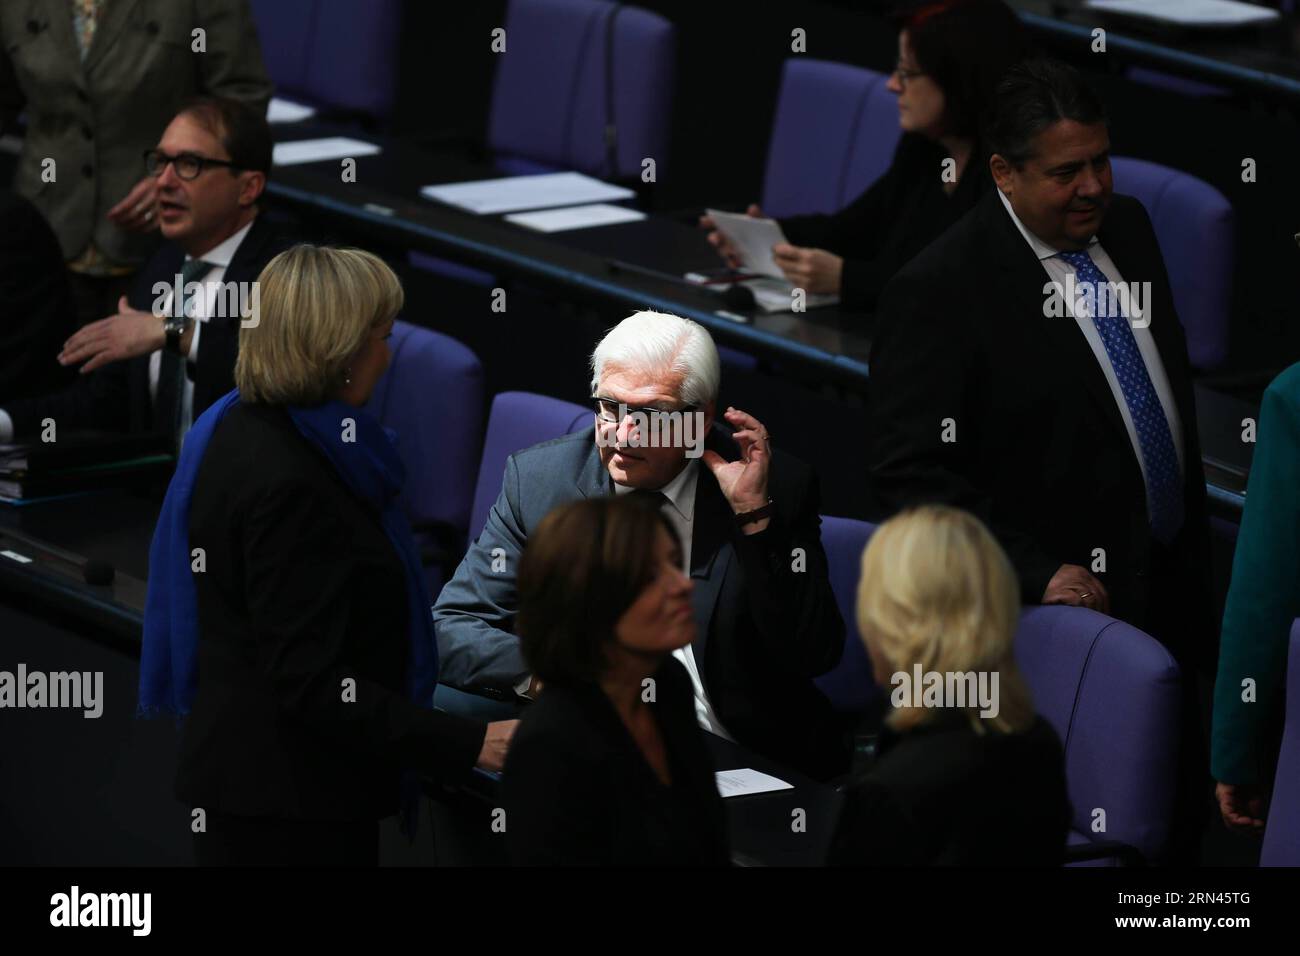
[154,258,213,449]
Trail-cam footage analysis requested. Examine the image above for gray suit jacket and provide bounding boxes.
[433,427,850,779]
[0,0,271,264]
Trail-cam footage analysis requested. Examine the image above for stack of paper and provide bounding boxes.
[504,203,646,232]
[272,137,381,166]
[266,97,316,124]
[1084,0,1279,27]
[421,172,635,215]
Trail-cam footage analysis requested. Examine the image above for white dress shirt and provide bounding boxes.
[0,220,255,445]
[614,459,736,741]
[150,220,255,451]
[995,189,1185,489]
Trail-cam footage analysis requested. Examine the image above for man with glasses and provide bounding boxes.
[0,97,292,449]
[434,311,849,780]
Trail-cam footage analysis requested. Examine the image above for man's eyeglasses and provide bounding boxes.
[593,397,698,425]
[893,62,927,85]
[143,149,242,181]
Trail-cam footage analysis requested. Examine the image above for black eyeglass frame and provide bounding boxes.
[143,149,244,180]
[592,396,700,424]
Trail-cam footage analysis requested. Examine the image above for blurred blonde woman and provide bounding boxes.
[829,505,1070,865]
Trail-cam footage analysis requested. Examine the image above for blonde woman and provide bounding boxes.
[829,505,1069,865]
[140,245,514,865]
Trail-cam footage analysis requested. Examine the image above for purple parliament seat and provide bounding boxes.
[364,321,485,594]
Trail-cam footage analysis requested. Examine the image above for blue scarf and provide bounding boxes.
[137,391,439,828]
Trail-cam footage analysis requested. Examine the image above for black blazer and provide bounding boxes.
[779,134,991,312]
[829,714,1070,866]
[866,188,1213,660]
[501,657,730,866]
[177,401,485,821]
[2,214,292,439]
[0,190,76,403]
[434,426,850,780]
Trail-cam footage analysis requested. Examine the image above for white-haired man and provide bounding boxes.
[434,311,849,779]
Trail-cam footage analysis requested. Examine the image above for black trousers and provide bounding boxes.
[194,810,380,867]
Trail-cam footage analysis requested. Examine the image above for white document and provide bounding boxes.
[504,203,646,233]
[421,172,635,215]
[266,97,317,124]
[715,768,794,798]
[272,137,381,166]
[743,277,840,314]
[1084,0,1278,26]
[704,209,793,280]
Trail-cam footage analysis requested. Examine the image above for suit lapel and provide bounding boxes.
[84,0,143,74]
[222,215,271,285]
[982,191,1133,450]
[573,434,612,499]
[688,432,739,668]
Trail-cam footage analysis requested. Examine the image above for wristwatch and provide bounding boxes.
[734,499,774,527]
[162,312,191,356]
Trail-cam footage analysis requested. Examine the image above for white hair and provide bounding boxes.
[589,310,721,407]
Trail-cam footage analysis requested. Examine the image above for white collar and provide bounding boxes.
[996,188,1098,262]
[185,217,255,270]
[614,458,698,523]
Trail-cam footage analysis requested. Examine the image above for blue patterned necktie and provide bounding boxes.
[1056,249,1183,544]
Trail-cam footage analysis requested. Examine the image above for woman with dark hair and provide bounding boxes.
[701,0,1031,312]
[501,496,730,866]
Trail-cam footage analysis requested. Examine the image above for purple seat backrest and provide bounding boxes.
[1015,606,1181,861]
[813,515,880,712]
[487,0,676,180]
[469,392,591,541]
[252,0,401,117]
[363,322,484,536]
[1262,620,1300,865]
[761,59,900,218]
[1110,156,1235,371]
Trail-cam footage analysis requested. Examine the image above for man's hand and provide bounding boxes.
[772,243,843,294]
[476,719,519,773]
[1216,781,1267,834]
[698,203,763,268]
[107,176,160,233]
[701,406,771,534]
[60,296,166,373]
[1042,564,1110,614]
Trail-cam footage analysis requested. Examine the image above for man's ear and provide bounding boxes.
[989,153,1014,196]
[239,171,267,207]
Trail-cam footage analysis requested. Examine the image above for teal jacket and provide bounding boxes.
[1212,362,1300,785]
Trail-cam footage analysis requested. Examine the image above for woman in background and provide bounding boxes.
[502,496,729,866]
[830,505,1070,865]
[701,0,1031,311]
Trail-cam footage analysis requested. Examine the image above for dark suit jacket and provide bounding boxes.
[0,189,76,402]
[502,657,730,866]
[177,401,485,821]
[434,427,849,780]
[867,189,1213,662]
[2,214,291,439]
[779,134,991,312]
[829,714,1070,866]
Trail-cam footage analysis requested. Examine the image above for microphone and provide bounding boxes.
[722,283,757,313]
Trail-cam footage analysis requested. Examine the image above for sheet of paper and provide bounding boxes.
[743,277,840,314]
[704,209,790,280]
[504,203,646,233]
[266,97,317,124]
[715,768,794,798]
[1084,0,1278,26]
[272,137,380,166]
[421,172,635,215]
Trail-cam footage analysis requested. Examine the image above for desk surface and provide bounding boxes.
[1010,0,1300,102]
